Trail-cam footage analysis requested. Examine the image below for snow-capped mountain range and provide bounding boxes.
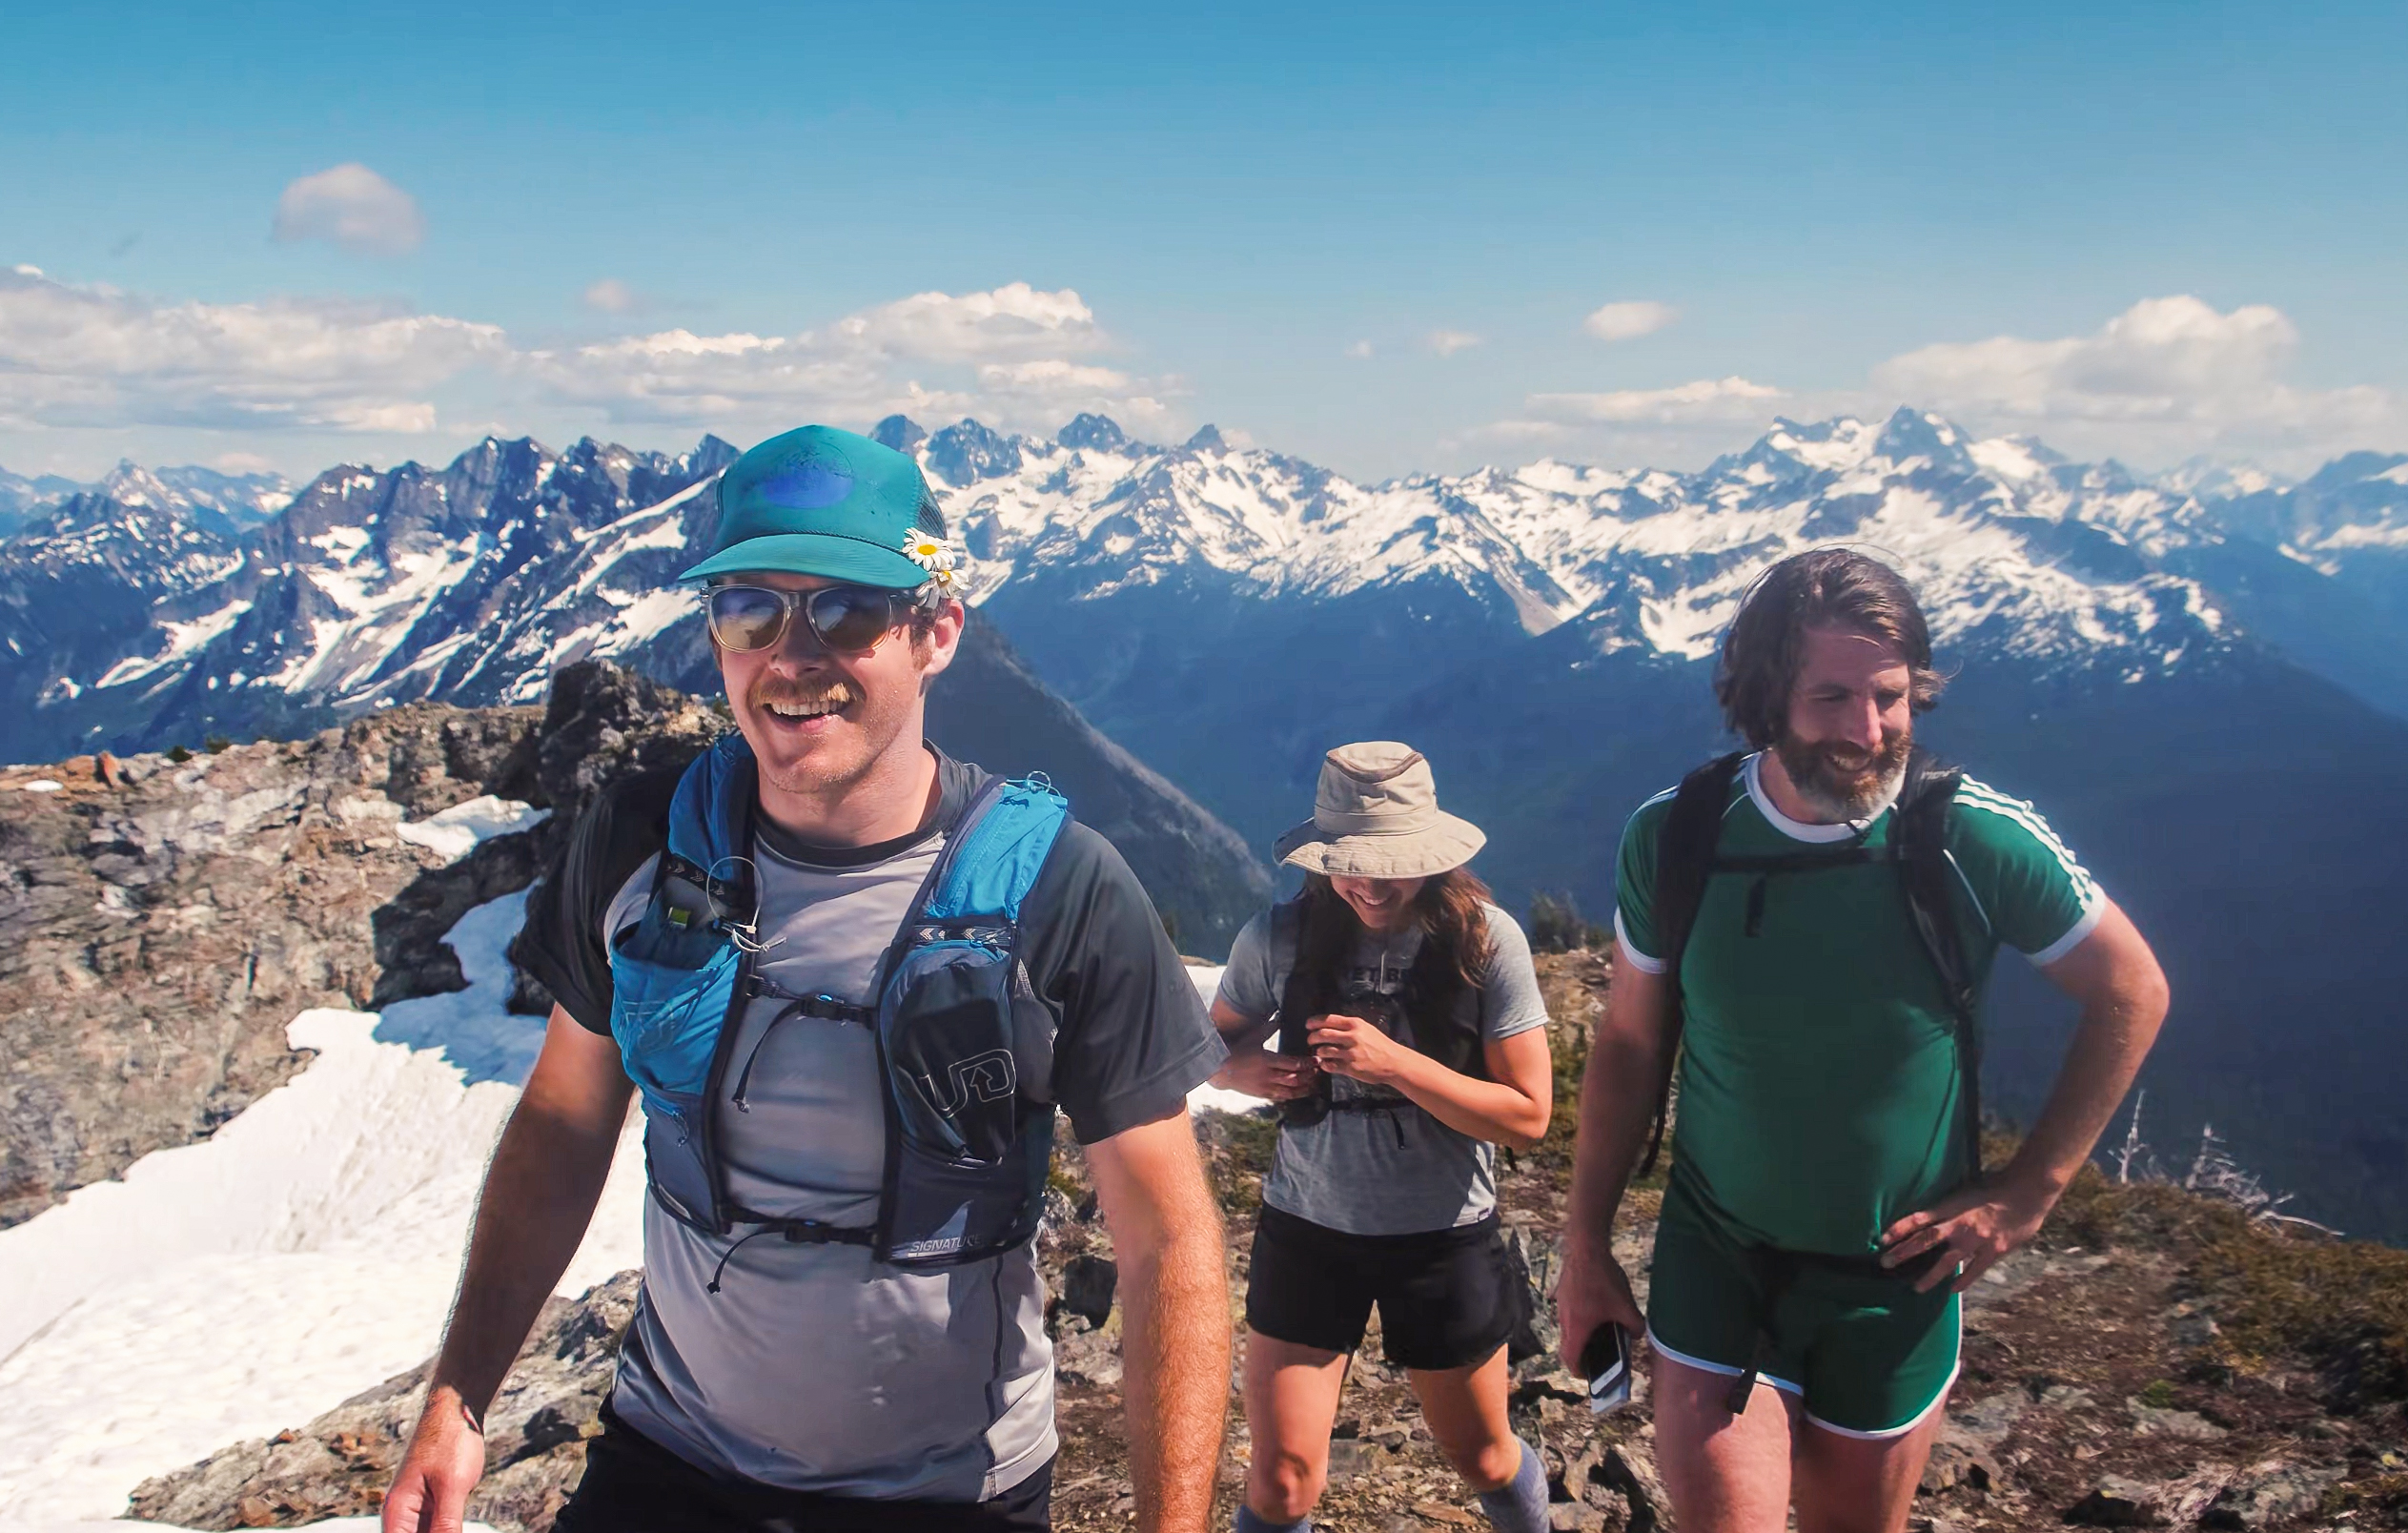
[5,411,2408,1234]
[5,410,2401,761]
[0,460,291,536]
[936,410,2237,671]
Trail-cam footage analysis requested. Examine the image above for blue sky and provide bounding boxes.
[3,0,2403,481]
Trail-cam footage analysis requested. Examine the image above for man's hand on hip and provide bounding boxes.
[1878,1172,2056,1294]
[382,1385,486,1533]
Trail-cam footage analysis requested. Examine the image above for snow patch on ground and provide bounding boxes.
[1181,964,1272,1114]
[395,796,548,861]
[0,892,643,1529]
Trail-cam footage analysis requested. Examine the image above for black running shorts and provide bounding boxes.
[1244,1204,1521,1371]
[552,1402,1052,1532]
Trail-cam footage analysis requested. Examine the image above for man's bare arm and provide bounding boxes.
[1556,946,1675,1364]
[383,1008,633,1532]
[1882,899,2170,1291]
[1087,1111,1231,1533]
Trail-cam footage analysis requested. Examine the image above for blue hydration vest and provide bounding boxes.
[606,733,1071,1269]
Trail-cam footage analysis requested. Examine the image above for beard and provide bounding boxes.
[1772,725,1911,820]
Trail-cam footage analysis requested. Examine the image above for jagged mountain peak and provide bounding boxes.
[1057,413,1129,454]
[924,418,1024,487]
[870,415,927,453]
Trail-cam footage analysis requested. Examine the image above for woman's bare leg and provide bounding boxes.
[1406,1344,1521,1492]
[1240,1329,1352,1523]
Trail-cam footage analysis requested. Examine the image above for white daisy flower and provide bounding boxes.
[901,528,957,570]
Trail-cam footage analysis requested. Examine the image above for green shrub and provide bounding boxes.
[2046,1164,2408,1409]
[165,745,194,764]
[1528,891,1609,953]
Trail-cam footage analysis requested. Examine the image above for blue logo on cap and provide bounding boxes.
[757,457,855,510]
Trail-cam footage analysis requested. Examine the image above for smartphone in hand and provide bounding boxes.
[1580,1324,1632,1415]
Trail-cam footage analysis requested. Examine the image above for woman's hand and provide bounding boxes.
[1213,1047,1319,1101]
[1306,1012,1411,1086]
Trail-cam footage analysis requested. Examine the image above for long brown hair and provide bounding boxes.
[1713,548,1948,749]
[1291,867,1498,1009]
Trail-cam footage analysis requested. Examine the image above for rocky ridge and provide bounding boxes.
[0,660,717,1229]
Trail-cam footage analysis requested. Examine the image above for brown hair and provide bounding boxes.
[1713,548,1947,749]
[1292,867,1498,1003]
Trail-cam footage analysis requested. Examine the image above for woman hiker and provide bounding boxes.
[1206,742,1556,1533]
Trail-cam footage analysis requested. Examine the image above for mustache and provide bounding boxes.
[748,677,860,710]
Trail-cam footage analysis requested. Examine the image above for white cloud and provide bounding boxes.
[1427,330,1482,358]
[0,269,1174,441]
[271,164,425,256]
[836,282,1104,363]
[1346,340,1374,359]
[209,451,277,473]
[1582,300,1679,343]
[518,283,1174,435]
[1871,295,2403,460]
[582,278,642,315]
[1524,376,1785,423]
[0,266,503,433]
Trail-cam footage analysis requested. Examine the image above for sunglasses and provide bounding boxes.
[704,583,917,654]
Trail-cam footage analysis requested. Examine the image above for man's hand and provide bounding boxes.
[1882,900,2170,1296]
[1879,1172,2057,1294]
[381,1386,486,1533]
[1306,1012,1409,1085]
[1213,1046,1318,1101]
[1555,1239,1646,1372]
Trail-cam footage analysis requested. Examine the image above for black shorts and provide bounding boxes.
[552,1402,1052,1533]
[1244,1204,1521,1372]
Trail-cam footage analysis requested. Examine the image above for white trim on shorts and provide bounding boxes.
[1646,1304,1963,1441]
[1804,1355,1962,1441]
[1801,1300,1963,1441]
[1643,1325,1805,1398]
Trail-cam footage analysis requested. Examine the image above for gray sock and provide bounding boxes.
[1235,1505,1309,1533]
[1475,1437,1548,1533]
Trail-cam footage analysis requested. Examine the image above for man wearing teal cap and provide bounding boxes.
[384,426,1234,1532]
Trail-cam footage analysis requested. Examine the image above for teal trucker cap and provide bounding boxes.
[679,425,943,589]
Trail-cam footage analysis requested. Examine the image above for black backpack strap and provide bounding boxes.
[1893,750,1983,1177]
[1269,898,1334,1129]
[1639,750,1748,1176]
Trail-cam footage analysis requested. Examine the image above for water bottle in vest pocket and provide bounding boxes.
[610,912,742,1114]
[881,935,1027,1163]
[875,930,1059,1263]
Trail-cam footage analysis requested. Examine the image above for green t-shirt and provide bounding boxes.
[1614,753,2104,1257]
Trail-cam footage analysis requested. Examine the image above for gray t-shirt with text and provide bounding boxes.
[1214,902,1546,1236]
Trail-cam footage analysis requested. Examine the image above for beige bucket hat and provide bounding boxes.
[1272,742,1487,880]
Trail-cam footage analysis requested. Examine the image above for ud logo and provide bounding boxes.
[915,1049,1018,1117]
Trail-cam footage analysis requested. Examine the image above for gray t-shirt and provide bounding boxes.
[1214,902,1547,1236]
[518,751,1224,1501]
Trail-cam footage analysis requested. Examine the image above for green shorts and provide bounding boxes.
[1645,1190,1960,1438]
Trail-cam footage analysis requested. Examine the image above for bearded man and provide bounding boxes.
[1556,548,2169,1533]
[383,425,1231,1533]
